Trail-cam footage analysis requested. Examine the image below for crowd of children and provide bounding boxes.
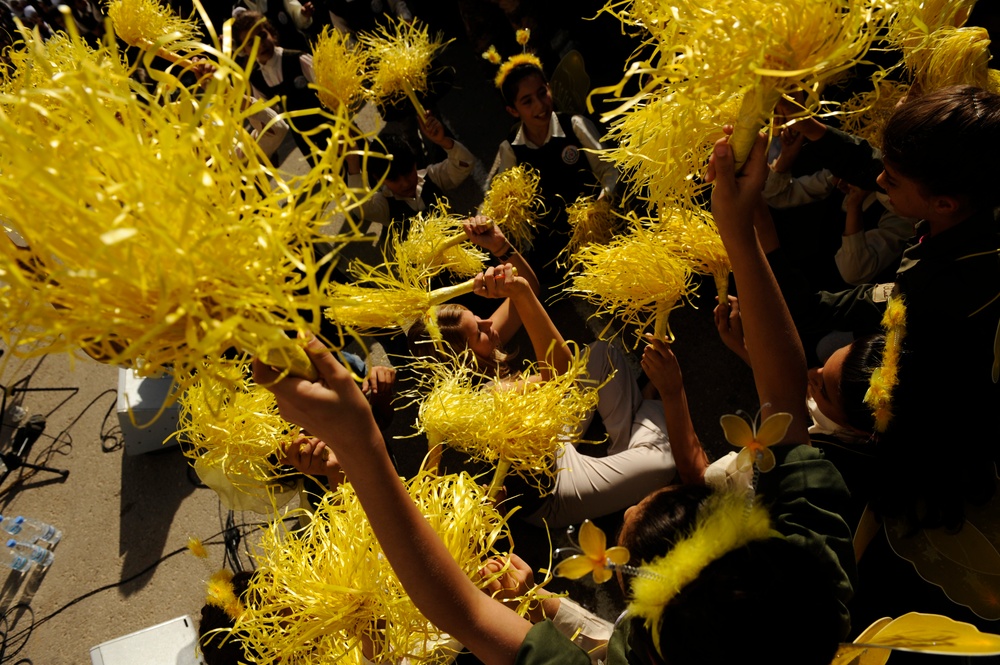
[5,0,996,662]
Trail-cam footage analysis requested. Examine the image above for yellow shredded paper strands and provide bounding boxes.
[107,0,201,53]
[0,20,368,390]
[647,207,731,301]
[563,196,619,260]
[393,202,488,279]
[359,17,446,120]
[412,345,600,494]
[312,26,368,113]
[237,471,519,664]
[480,164,544,251]
[177,360,296,490]
[570,224,692,342]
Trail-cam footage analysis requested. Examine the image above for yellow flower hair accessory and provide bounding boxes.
[482,45,502,65]
[720,408,792,473]
[485,27,543,89]
[628,492,773,657]
[833,612,1000,662]
[554,520,630,584]
[206,569,244,622]
[865,295,907,432]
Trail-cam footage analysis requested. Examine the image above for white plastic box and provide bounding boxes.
[90,615,204,665]
[116,368,181,456]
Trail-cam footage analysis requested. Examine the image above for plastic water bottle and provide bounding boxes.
[3,542,32,572]
[6,539,53,569]
[3,516,61,546]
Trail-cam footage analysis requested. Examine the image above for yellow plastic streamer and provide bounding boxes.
[646,207,731,302]
[237,471,518,664]
[569,223,692,343]
[393,202,488,279]
[359,17,447,121]
[0,21,368,391]
[312,26,368,113]
[410,345,601,493]
[481,164,544,251]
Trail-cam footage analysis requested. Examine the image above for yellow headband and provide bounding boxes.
[482,29,543,90]
[205,569,245,621]
[627,492,774,656]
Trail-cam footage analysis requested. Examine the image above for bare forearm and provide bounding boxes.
[510,291,571,378]
[661,390,708,484]
[325,431,530,663]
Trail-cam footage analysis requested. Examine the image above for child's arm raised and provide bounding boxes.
[706,129,810,445]
[254,341,532,665]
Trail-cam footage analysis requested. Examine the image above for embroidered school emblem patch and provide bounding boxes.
[562,145,580,165]
[294,75,309,89]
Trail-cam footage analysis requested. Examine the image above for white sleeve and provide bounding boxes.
[834,206,916,285]
[283,0,313,30]
[485,141,517,186]
[762,168,836,209]
[246,103,289,158]
[549,598,614,664]
[299,52,315,85]
[571,115,619,198]
[347,172,391,225]
[424,140,475,191]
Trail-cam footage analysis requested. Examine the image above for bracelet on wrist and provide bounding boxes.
[494,243,516,263]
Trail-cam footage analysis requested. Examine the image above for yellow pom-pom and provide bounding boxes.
[569,223,692,343]
[177,359,298,491]
[312,26,368,112]
[394,201,488,279]
[361,17,447,106]
[647,207,730,301]
[516,29,531,46]
[0,24,367,393]
[412,344,601,491]
[481,164,544,250]
[107,0,201,49]
[564,196,619,260]
[239,472,517,663]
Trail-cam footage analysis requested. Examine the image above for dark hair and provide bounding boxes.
[500,63,546,107]
[232,10,277,49]
[364,134,417,189]
[406,303,512,378]
[616,486,842,665]
[882,85,1000,208]
[198,571,255,665]
[839,333,885,433]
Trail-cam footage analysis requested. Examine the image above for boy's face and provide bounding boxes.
[385,166,418,199]
[876,161,938,220]
[506,73,553,135]
[239,28,277,64]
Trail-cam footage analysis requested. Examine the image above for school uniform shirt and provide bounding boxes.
[347,140,475,225]
[487,113,618,202]
[763,167,916,285]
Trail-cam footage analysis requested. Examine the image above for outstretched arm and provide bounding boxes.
[641,338,708,484]
[705,129,810,444]
[255,341,531,665]
[475,265,571,379]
